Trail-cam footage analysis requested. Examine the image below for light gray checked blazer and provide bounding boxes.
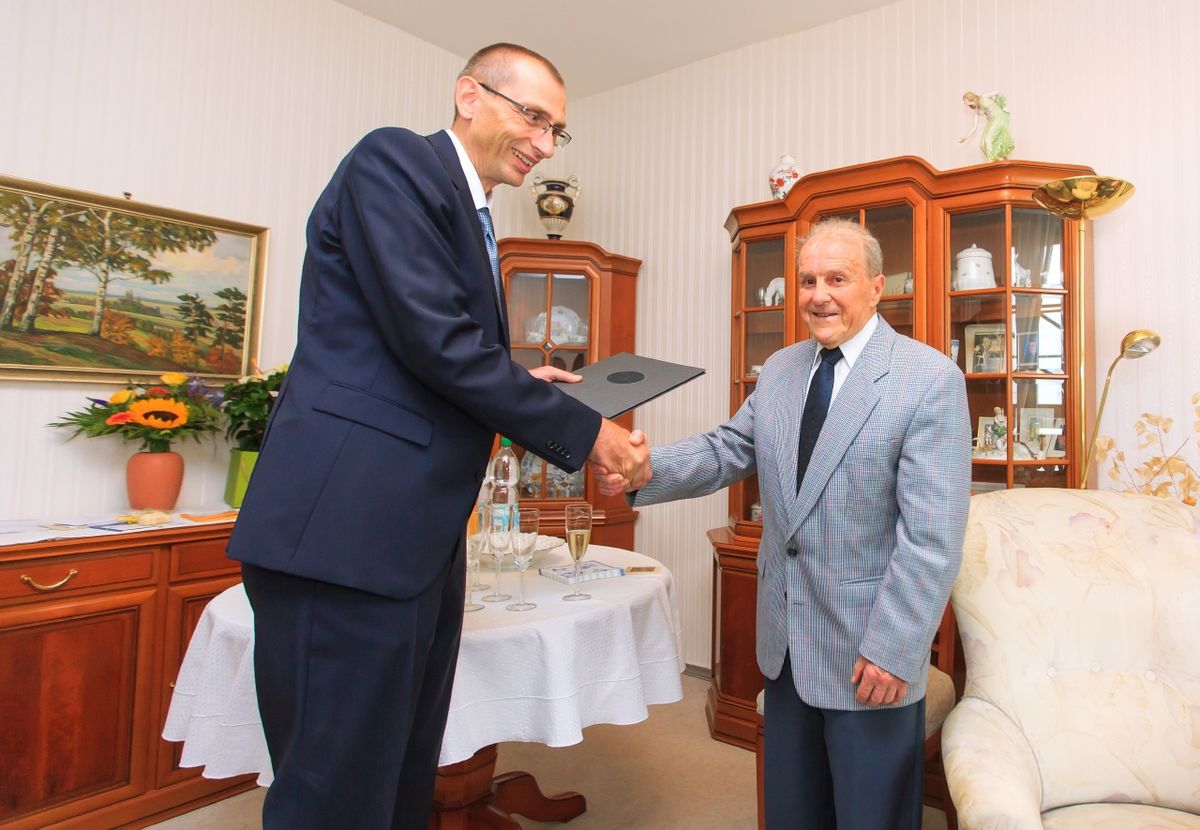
[635,317,971,710]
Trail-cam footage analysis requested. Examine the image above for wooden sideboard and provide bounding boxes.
[0,523,255,829]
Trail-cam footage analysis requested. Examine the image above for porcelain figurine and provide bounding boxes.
[958,91,1014,161]
[769,155,801,200]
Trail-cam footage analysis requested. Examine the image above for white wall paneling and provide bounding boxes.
[4,0,1198,668]
[0,0,462,518]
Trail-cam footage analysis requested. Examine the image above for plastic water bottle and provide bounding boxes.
[488,438,520,515]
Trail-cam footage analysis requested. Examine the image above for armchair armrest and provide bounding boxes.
[942,698,1044,829]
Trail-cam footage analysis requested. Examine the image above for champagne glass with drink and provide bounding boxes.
[506,507,539,612]
[562,503,592,601]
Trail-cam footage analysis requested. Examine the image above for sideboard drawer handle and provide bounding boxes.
[20,568,79,592]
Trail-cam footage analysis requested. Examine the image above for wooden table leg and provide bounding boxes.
[491,770,586,821]
[431,744,587,830]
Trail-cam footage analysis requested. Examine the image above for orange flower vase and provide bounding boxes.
[126,451,184,510]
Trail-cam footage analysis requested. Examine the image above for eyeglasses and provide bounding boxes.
[478,82,572,148]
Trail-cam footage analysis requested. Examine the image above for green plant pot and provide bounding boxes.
[224,449,259,508]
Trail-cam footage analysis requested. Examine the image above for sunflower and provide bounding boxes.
[128,398,190,429]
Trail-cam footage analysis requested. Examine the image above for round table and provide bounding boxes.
[163,544,684,827]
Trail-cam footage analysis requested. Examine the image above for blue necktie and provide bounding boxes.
[476,207,502,303]
[796,346,843,490]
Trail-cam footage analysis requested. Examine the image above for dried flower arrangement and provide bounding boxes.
[1093,393,1200,506]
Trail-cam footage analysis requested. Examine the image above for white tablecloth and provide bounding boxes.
[163,545,684,783]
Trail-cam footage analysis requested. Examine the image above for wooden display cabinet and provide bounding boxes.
[709,156,1096,747]
[0,524,253,829]
[497,237,641,548]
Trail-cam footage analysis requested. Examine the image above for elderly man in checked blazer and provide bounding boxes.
[599,219,971,828]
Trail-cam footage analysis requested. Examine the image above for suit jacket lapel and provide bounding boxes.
[426,131,510,347]
[784,320,894,538]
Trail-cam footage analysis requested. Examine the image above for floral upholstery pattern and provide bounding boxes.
[943,489,1200,829]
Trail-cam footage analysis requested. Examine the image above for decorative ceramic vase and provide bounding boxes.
[126,450,184,510]
[769,155,801,200]
[530,175,580,239]
[953,244,996,290]
[224,449,259,508]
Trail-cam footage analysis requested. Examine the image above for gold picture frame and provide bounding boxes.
[0,174,268,383]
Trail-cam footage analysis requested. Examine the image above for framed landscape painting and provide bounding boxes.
[0,174,267,383]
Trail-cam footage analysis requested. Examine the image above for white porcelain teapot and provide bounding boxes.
[954,244,995,290]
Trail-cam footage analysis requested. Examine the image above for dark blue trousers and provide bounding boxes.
[242,547,465,830]
[763,652,925,830]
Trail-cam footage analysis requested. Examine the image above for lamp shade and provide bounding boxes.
[1119,329,1160,359]
[1033,175,1136,220]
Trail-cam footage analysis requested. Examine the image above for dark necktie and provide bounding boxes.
[476,207,502,303]
[796,346,843,490]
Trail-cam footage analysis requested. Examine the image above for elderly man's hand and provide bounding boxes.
[851,656,907,706]
[589,423,651,494]
[592,426,652,491]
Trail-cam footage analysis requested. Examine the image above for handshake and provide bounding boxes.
[588,419,652,497]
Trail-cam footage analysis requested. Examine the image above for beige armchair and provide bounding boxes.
[943,488,1200,829]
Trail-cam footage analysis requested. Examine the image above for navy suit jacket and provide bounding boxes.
[227,128,602,600]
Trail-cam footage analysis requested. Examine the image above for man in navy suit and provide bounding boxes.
[228,43,649,829]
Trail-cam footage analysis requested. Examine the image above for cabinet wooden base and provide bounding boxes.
[431,745,586,830]
[3,774,257,830]
[705,681,760,751]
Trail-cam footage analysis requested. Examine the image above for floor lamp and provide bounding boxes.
[1079,329,1162,487]
[1031,175,1136,487]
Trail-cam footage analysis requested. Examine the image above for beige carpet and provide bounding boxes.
[150,673,947,830]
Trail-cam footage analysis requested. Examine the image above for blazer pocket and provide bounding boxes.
[839,574,884,587]
[312,382,433,446]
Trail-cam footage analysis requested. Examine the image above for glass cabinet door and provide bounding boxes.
[948,205,1071,490]
[506,270,591,500]
[740,238,786,378]
[866,205,915,338]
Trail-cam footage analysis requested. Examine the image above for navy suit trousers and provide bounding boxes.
[763,652,925,830]
[242,546,465,830]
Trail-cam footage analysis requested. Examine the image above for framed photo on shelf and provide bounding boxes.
[1015,331,1039,370]
[0,174,268,384]
[1047,417,1067,458]
[1018,407,1056,444]
[964,323,1006,374]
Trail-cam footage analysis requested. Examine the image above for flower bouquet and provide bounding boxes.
[51,372,223,452]
[50,372,223,509]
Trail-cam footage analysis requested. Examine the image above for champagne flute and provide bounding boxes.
[562,503,592,601]
[506,507,539,612]
[481,503,513,602]
[463,507,485,612]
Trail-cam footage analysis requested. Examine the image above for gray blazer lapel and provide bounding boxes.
[785,320,895,536]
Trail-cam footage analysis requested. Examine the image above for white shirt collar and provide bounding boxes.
[443,128,492,211]
[833,313,879,369]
